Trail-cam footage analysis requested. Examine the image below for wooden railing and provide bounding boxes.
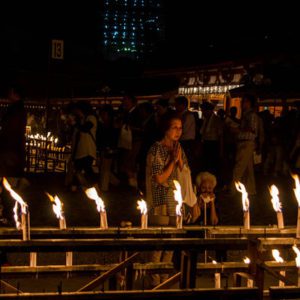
[0,226,299,299]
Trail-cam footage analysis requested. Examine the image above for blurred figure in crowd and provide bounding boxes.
[0,84,27,265]
[66,101,98,190]
[118,94,142,188]
[0,84,26,179]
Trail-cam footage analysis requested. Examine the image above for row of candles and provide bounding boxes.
[237,174,300,235]
[3,175,300,287]
[212,248,300,289]
[26,132,66,152]
[3,174,300,239]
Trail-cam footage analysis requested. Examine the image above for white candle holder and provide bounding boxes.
[141,214,148,229]
[66,251,73,266]
[30,252,37,267]
[100,211,108,229]
[176,215,182,229]
[247,278,254,288]
[277,212,284,229]
[243,210,250,230]
[214,272,221,288]
[59,217,66,230]
[22,210,30,241]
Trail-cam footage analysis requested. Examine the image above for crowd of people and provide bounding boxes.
[57,94,300,224]
[1,89,300,227]
[59,95,299,189]
[1,87,300,284]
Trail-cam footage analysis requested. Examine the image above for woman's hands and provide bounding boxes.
[171,142,183,170]
[171,142,181,163]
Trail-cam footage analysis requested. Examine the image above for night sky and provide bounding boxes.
[161,1,300,66]
[1,1,299,95]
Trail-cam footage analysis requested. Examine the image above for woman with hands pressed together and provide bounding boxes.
[146,112,186,224]
[145,112,197,288]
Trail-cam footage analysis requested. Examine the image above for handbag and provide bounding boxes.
[176,165,199,224]
[117,125,132,150]
[176,165,197,207]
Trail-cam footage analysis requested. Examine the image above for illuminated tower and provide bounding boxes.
[103,0,163,60]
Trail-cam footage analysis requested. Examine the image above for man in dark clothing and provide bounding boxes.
[0,86,26,177]
[0,84,27,266]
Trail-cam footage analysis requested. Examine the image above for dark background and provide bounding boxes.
[0,1,299,96]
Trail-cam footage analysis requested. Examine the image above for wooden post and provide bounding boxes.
[76,252,139,292]
[248,240,265,300]
[180,250,197,288]
[29,252,37,267]
[66,251,73,266]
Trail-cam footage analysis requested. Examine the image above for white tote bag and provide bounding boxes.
[117,125,132,150]
[177,165,197,207]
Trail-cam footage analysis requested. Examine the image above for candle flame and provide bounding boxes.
[269,185,282,212]
[292,174,300,207]
[173,180,182,216]
[235,181,249,212]
[272,249,284,263]
[46,192,64,220]
[212,260,217,264]
[2,177,28,229]
[293,245,300,267]
[244,257,250,264]
[13,202,21,229]
[2,178,27,212]
[85,187,105,212]
[137,199,147,215]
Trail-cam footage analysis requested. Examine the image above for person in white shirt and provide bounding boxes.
[69,101,98,189]
[200,101,223,179]
[231,94,259,196]
[174,96,196,172]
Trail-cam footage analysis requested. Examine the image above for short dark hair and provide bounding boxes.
[159,111,182,136]
[156,98,169,108]
[243,94,257,108]
[74,100,93,115]
[200,101,215,111]
[124,94,137,105]
[175,95,188,108]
